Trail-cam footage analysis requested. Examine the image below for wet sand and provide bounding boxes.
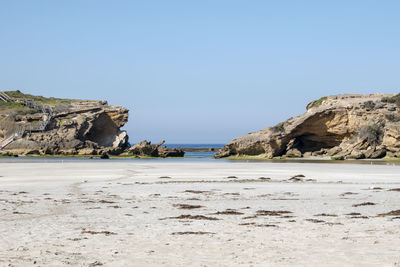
[1,160,400,266]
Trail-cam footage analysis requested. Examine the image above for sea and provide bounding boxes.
[1,143,398,165]
[0,144,225,163]
[165,144,224,158]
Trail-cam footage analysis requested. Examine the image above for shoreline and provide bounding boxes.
[0,153,399,165]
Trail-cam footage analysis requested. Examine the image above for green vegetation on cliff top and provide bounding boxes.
[4,90,81,105]
[0,101,25,112]
[310,96,328,108]
[381,93,400,108]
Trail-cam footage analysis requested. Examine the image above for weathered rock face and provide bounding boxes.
[125,140,185,158]
[216,93,400,159]
[0,92,129,155]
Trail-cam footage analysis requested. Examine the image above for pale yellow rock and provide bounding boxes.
[217,94,400,159]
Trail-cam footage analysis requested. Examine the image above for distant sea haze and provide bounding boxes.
[166,144,224,158]
[165,144,224,149]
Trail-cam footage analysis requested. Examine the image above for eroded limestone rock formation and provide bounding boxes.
[0,91,129,155]
[216,94,400,159]
[125,140,185,157]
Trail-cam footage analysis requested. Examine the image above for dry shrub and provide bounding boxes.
[359,124,383,145]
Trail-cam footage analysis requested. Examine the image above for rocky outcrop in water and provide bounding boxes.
[0,91,129,156]
[124,140,184,157]
[216,93,400,159]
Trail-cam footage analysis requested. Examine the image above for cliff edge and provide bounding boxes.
[0,91,129,156]
[216,93,400,159]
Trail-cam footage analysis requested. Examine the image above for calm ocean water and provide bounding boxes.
[0,144,224,163]
[165,144,224,149]
[2,143,396,165]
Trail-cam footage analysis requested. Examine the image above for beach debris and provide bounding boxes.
[280,215,296,218]
[107,205,121,208]
[377,210,400,217]
[314,213,338,217]
[340,192,358,196]
[81,230,117,236]
[388,188,400,192]
[258,177,271,181]
[160,214,219,221]
[239,223,278,227]
[367,186,383,190]
[98,200,116,204]
[184,190,211,194]
[210,209,244,215]
[89,261,103,266]
[159,176,171,179]
[173,204,203,210]
[183,190,214,197]
[226,176,238,179]
[11,191,28,195]
[256,210,292,216]
[257,224,278,227]
[171,231,215,235]
[325,222,343,226]
[288,174,305,182]
[12,211,29,215]
[352,202,376,207]
[67,237,87,241]
[223,192,240,196]
[242,215,257,219]
[82,200,96,203]
[306,219,325,223]
[239,222,256,226]
[350,215,369,219]
[186,198,201,201]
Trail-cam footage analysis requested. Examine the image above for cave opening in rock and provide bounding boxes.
[285,111,351,154]
[86,113,118,147]
[292,134,344,153]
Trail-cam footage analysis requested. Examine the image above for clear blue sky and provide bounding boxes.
[1,1,399,143]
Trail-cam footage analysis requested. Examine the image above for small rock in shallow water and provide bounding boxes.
[100,153,109,159]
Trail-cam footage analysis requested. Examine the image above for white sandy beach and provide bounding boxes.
[1,160,400,266]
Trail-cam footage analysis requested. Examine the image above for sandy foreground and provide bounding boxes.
[0,160,400,266]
